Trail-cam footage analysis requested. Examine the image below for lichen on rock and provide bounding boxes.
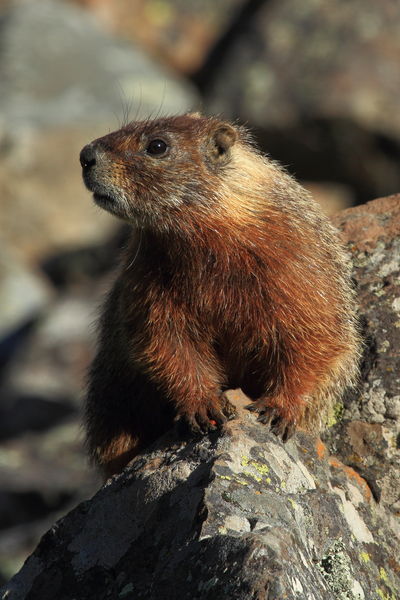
[2,196,400,600]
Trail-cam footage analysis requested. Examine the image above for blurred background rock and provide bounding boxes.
[0,0,399,583]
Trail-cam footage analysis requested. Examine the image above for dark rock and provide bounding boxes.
[1,392,398,600]
[0,490,72,531]
[0,244,52,373]
[0,396,76,441]
[204,0,400,203]
[0,420,99,580]
[40,226,130,289]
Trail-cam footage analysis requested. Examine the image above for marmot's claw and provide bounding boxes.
[181,414,203,435]
[246,401,297,443]
[281,422,296,442]
[178,396,236,436]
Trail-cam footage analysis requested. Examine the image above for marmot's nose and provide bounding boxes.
[80,144,97,170]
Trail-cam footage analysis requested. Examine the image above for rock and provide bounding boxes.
[0,0,196,130]
[206,0,400,137]
[324,195,400,515]
[0,290,99,435]
[0,126,118,262]
[2,195,400,597]
[0,421,99,581]
[0,244,52,348]
[203,0,400,203]
[1,391,398,600]
[40,225,130,289]
[0,0,198,262]
[74,0,243,74]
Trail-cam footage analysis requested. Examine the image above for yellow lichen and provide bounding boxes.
[379,568,389,584]
[235,478,249,486]
[251,461,270,475]
[242,470,262,483]
[376,588,396,600]
[359,552,370,563]
[327,401,344,427]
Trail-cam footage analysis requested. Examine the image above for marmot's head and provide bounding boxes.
[80,114,239,228]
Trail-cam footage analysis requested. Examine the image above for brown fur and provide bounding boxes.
[80,114,361,478]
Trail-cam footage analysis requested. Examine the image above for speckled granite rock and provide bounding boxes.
[326,195,400,517]
[1,391,398,600]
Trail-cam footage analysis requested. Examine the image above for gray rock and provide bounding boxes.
[0,0,198,262]
[0,245,51,341]
[207,0,400,138]
[0,291,98,438]
[2,196,400,598]
[326,195,400,517]
[0,0,197,130]
[1,391,398,599]
[1,293,95,402]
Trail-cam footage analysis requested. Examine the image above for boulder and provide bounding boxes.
[0,0,198,262]
[1,391,398,600]
[1,195,399,599]
[0,244,52,347]
[0,0,196,130]
[326,195,400,515]
[203,0,400,203]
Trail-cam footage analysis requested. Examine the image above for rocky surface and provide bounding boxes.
[0,0,196,130]
[74,0,244,74]
[326,195,400,518]
[1,195,399,599]
[202,0,400,203]
[0,245,52,344]
[207,0,400,136]
[0,291,97,422]
[0,418,99,580]
[0,0,197,262]
[1,391,398,600]
[0,285,101,580]
[0,0,399,592]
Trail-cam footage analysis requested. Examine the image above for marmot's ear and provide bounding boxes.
[208,123,238,164]
[187,111,202,118]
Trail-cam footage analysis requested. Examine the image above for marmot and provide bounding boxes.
[80,113,360,478]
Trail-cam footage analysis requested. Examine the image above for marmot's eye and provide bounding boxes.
[146,139,168,156]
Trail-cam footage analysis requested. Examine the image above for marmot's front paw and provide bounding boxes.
[177,395,236,435]
[246,399,297,442]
